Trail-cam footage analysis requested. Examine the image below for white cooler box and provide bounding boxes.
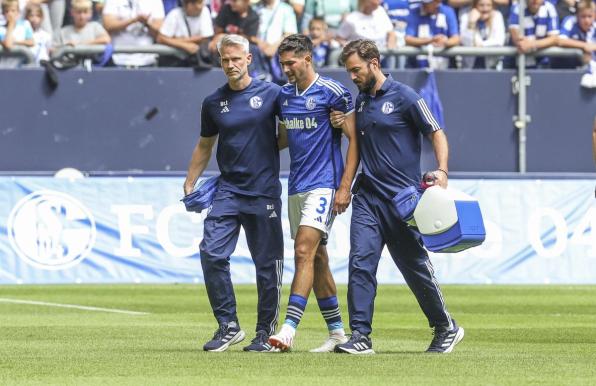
[413,186,486,253]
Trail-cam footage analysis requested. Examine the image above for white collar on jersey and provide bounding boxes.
[295,73,320,96]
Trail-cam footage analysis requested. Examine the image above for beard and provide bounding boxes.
[357,71,377,94]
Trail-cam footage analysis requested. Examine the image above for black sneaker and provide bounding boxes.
[243,330,278,352]
[203,321,246,352]
[426,320,465,353]
[334,330,375,355]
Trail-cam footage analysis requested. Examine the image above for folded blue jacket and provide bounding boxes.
[181,175,220,213]
[392,185,422,224]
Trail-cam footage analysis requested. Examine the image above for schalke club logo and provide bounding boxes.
[7,190,96,270]
[249,96,263,109]
[382,101,394,114]
[305,97,316,110]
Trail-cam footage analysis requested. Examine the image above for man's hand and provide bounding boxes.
[432,169,448,188]
[332,185,351,214]
[330,109,346,128]
[432,34,448,47]
[183,182,194,196]
[517,38,536,54]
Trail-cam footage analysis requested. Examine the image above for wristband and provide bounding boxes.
[437,168,448,177]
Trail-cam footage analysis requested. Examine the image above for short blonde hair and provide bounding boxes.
[71,0,93,11]
[217,34,250,54]
[2,0,19,13]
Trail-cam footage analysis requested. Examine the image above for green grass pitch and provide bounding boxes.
[1,284,596,385]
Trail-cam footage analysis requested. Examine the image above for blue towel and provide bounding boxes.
[181,175,219,213]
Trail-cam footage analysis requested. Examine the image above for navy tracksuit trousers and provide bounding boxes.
[348,188,453,336]
[200,190,284,335]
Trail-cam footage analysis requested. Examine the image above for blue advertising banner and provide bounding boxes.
[0,177,594,284]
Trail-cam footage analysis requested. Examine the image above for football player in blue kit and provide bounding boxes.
[332,39,464,355]
[183,34,284,353]
[268,34,359,352]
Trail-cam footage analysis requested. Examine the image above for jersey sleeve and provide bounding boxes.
[200,101,218,137]
[403,88,442,135]
[406,10,419,37]
[546,5,559,35]
[559,16,574,38]
[445,6,459,36]
[329,84,354,115]
[508,4,519,29]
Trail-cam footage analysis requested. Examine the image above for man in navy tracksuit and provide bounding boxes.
[183,34,283,353]
[332,39,464,355]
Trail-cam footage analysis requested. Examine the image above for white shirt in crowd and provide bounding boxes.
[337,7,394,50]
[255,0,297,44]
[159,6,214,38]
[32,28,51,64]
[103,0,165,66]
[459,9,505,68]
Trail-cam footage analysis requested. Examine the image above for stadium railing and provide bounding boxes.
[45,44,584,62]
[0,46,35,64]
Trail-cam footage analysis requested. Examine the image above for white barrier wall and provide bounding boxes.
[0,177,594,284]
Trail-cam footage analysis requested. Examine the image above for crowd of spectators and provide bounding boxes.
[0,0,594,71]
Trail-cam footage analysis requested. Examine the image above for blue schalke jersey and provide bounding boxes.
[355,75,442,199]
[278,74,354,195]
[201,78,282,198]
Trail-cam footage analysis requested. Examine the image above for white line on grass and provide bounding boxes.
[0,298,150,315]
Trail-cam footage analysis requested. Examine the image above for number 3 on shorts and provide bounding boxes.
[316,197,327,214]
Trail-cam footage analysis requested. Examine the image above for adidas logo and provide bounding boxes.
[269,211,278,218]
[220,106,230,113]
[315,216,322,223]
[283,99,288,106]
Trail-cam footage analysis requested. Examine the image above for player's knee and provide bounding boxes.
[294,243,315,263]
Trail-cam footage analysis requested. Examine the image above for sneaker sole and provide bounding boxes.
[334,346,375,355]
[205,330,246,352]
[441,327,464,354]
[268,336,291,352]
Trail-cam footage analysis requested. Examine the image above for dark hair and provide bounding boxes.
[340,39,380,65]
[277,34,313,57]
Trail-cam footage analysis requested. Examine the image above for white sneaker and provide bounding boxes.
[268,324,295,352]
[309,333,349,353]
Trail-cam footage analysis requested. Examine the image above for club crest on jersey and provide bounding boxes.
[305,97,316,110]
[382,101,394,114]
[249,96,263,109]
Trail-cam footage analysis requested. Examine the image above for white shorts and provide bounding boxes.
[288,188,335,240]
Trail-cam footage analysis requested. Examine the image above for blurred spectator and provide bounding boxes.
[53,0,110,47]
[405,0,460,69]
[508,0,559,68]
[254,0,297,58]
[102,0,164,66]
[157,0,213,66]
[383,0,412,68]
[208,0,226,16]
[287,0,304,22]
[556,0,595,68]
[446,0,510,21]
[0,0,34,68]
[459,0,506,68]
[555,0,577,22]
[336,0,396,53]
[210,0,260,51]
[25,2,51,64]
[93,0,104,20]
[308,16,332,67]
[301,0,356,34]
